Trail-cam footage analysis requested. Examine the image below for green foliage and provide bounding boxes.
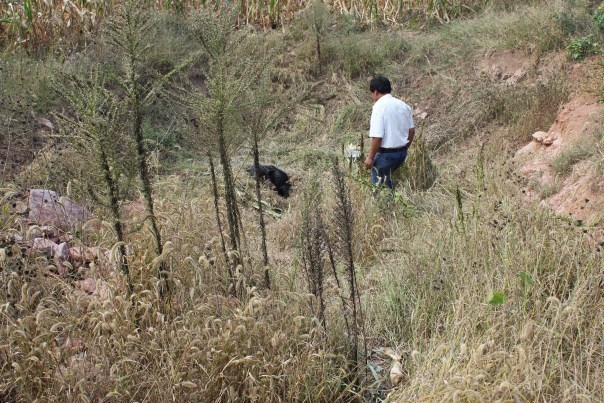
[567,35,600,60]
[327,32,409,78]
[487,291,507,305]
[52,69,135,281]
[333,103,370,133]
[519,271,534,287]
[594,3,604,30]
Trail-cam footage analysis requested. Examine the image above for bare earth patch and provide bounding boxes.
[515,91,604,226]
[481,49,532,84]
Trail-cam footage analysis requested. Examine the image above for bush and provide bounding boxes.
[567,35,600,60]
[594,2,604,30]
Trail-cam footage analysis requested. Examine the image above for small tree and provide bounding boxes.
[189,9,286,291]
[302,0,333,75]
[105,1,198,295]
[54,70,135,293]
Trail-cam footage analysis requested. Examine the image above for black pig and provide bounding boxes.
[246,164,291,198]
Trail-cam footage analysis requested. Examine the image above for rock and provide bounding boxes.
[9,200,29,214]
[53,242,70,260]
[39,226,56,238]
[532,131,547,143]
[69,247,84,262]
[507,68,527,84]
[79,278,97,294]
[531,131,557,146]
[490,64,503,79]
[78,278,111,299]
[28,189,91,232]
[415,108,429,120]
[70,246,96,263]
[38,118,54,131]
[32,238,57,257]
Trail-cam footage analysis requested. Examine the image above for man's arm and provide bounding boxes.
[364,137,382,169]
[407,127,415,147]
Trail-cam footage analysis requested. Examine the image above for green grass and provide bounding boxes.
[551,139,594,175]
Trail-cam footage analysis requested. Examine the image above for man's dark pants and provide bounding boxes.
[371,149,408,190]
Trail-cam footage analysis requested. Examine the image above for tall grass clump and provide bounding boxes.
[551,139,594,175]
[400,129,437,190]
[0,197,356,400]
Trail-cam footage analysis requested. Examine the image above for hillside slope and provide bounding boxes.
[1,1,603,401]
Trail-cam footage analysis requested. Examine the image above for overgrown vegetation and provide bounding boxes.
[2,0,604,401]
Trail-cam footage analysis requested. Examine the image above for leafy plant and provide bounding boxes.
[487,291,507,305]
[519,271,533,287]
[594,3,604,30]
[567,35,600,60]
[53,70,136,292]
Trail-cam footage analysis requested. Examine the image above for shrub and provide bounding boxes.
[594,2,604,30]
[567,35,600,60]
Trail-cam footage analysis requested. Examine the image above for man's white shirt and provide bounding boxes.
[369,94,414,148]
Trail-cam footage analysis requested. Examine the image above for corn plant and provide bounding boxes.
[0,0,494,51]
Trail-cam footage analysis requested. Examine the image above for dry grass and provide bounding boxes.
[364,143,604,400]
[2,0,604,401]
[0,175,357,401]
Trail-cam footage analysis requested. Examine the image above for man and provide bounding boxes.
[364,76,415,190]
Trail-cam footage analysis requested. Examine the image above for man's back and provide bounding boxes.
[369,94,414,148]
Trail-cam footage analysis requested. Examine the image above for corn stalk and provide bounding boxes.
[1,0,492,50]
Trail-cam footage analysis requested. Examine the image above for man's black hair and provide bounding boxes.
[369,76,392,94]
